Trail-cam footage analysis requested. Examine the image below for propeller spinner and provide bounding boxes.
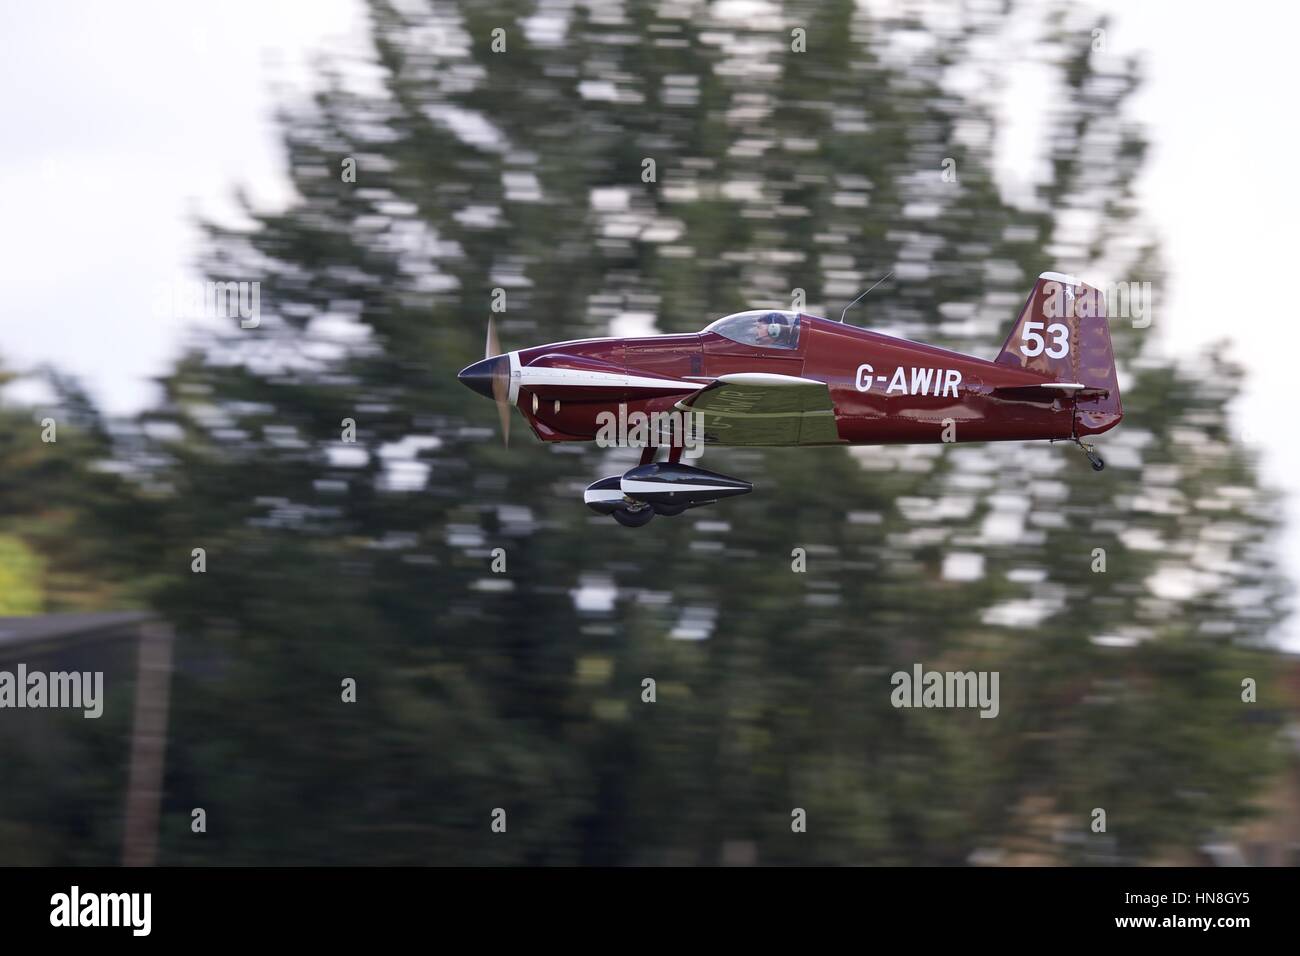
[457,316,513,445]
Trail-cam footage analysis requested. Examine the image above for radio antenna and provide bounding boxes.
[840,271,893,323]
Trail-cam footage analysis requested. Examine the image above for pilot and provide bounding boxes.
[753,311,788,346]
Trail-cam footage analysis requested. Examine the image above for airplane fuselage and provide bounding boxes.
[506,313,1115,446]
[458,273,1123,524]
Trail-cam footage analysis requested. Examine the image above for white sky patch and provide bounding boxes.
[523,8,570,46]
[376,437,438,492]
[1091,628,1151,648]
[327,446,370,468]
[306,312,374,346]
[378,460,429,492]
[577,80,619,101]
[379,435,442,459]
[424,105,507,152]
[572,576,617,614]
[670,606,716,641]
[721,178,764,203]
[591,187,631,212]
[982,596,1062,629]
[454,205,504,229]
[641,218,686,243]
[0,0,367,412]
[609,311,658,338]
[942,552,985,582]
[445,524,485,549]
[495,503,536,534]
[503,171,543,202]
[979,501,1028,545]
[1146,565,1202,602]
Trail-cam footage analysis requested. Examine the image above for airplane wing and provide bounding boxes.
[674,373,840,445]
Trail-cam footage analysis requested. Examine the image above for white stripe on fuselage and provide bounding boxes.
[518,364,702,392]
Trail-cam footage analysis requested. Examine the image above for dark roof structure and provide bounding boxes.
[0,611,156,654]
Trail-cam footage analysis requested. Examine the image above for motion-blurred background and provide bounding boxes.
[0,0,1296,865]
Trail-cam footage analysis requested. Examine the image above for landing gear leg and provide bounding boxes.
[649,442,691,513]
[1074,438,1104,472]
[611,448,662,526]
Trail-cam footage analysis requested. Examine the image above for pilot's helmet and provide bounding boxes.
[762,312,788,341]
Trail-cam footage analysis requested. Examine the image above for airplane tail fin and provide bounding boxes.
[994,271,1122,437]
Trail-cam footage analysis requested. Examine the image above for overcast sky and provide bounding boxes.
[1,0,1296,648]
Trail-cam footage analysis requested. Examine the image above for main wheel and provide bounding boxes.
[651,501,688,516]
[612,506,655,527]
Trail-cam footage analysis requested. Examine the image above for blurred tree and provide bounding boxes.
[94,0,1291,865]
[0,365,153,864]
[0,365,148,613]
[0,534,42,615]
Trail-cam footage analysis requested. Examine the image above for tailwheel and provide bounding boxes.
[1071,437,1104,472]
[612,504,655,527]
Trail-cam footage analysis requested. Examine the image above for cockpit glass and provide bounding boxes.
[703,310,801,350]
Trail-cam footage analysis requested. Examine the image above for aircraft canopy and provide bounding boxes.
[703,310,801,350]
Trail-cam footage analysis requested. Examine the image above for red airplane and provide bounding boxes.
[458,272,1122,527]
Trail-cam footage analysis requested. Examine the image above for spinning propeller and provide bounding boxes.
[485,315,511,446]
[457,318,514,446]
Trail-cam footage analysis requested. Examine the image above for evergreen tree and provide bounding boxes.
[97,0,1293,864]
